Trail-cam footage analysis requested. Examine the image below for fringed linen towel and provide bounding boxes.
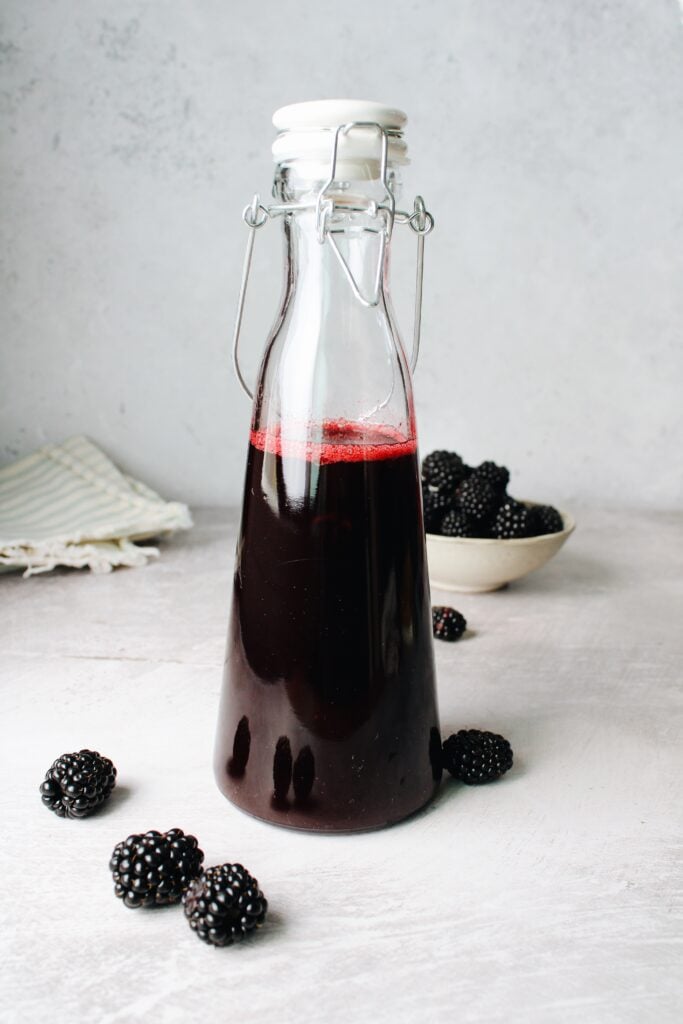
[0,436,192,576]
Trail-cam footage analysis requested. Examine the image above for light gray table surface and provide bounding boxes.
[2,508,682,1024]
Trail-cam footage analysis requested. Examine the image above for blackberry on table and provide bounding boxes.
[432,606,467,642]
[471,461,510,495]
[183,863,268,947]
[456,476,498,522]
[110,829,204,908]
[528,504,564,536]
[39,749,116,819]
[421,450,468,492]
[440,509,477,538]
[493,499,531,539]
[442,729,513,784]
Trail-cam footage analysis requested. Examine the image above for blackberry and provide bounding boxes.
[456,476,498,522]
[527,504,564,536]
[442,729,513,784]
[422,486,452,533]
[39,749,116,818]
[183,863,268,947]
[440,509,477,538]
[493,499,531,539]
[421,450,467,492]
[432,606,467,642]
[472,460,510,495]
[110,829,204,908]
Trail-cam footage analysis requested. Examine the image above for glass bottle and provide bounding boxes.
[215,100,441,831]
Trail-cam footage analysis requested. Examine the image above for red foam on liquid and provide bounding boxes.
[250,420,417,464]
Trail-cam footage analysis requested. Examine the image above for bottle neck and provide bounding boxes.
[250,167,414,443]
[284,205,391,311]
[275,164,400,305]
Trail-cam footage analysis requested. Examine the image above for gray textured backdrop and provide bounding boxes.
[1,0,682,508]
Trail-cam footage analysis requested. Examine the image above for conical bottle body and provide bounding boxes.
[215,199,441,831]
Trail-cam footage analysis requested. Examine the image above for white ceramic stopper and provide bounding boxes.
[272,99,409,179]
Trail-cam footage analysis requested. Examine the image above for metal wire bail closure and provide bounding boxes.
[231,123,434,400]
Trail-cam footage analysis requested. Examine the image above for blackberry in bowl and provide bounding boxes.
[421,448,574,592]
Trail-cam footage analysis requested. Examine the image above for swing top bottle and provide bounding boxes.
[215,100,441,831]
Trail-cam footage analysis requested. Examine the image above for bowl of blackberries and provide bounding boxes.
[422,449,574,593]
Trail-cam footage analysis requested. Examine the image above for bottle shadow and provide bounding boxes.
[394,763,523,830]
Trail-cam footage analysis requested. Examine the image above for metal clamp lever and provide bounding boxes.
[231,177,433,400]
[401,195,434,373]
[231,195,269,401]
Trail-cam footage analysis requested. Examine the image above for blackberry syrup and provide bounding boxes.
[215,421,441,831]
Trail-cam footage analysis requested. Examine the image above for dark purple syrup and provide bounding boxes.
[215,422,441,831]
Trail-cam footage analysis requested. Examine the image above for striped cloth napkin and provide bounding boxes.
[0,436,192,576]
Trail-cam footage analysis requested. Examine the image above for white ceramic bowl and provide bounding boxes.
[426,505,575,593]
